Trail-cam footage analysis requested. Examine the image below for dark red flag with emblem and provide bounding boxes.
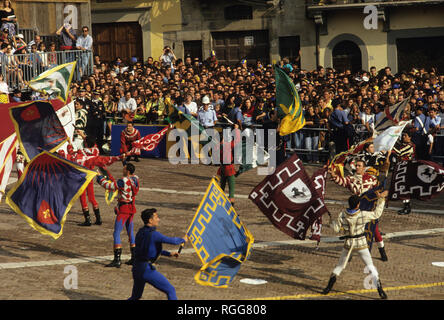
[249,153,329,240]
[389,160,444,201]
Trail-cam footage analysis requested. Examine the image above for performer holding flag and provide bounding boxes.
[128,208,187,300]
[97,162,139,268]
[322,192,388,299]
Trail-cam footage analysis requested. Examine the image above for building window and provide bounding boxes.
[224,5,253,20]
[279,36,300,66]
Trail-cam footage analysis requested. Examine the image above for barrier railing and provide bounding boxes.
[1,49,93,90]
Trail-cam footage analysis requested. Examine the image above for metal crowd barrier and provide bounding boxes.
[1,49,93,91]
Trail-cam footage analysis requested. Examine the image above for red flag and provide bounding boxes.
[129,126,169,155]
[389,160,444,201]
[249,154,329,240]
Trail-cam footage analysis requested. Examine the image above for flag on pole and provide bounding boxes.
[55,99,75,154]
[6,151,96,239]
[9,101,68,162]
[309,167,329,242]
[0,133,17,202]
[389,160,444,201]
[186,178,254,288]
[374,97,410,132]
[249,153,329,240]
[373,121,411,153]
[28,61,77,103]
[129,125,170,155]
[274,66,305,136]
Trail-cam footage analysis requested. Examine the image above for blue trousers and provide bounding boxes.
[128,262,177,300]
[113,214,135,248]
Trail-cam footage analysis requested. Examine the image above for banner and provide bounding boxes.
[9,101,68,162]
[309,167,329,242]
[6,151,96,239]
[249,153,329,240]
[274,66,305,136]
[186,178,254,288]
[389,160,444,201]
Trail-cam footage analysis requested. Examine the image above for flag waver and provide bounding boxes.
[28,61,77,103]
[274,66,305,136]
[186,178,254,288]
[9,101,68,162]
[6,151,97,239]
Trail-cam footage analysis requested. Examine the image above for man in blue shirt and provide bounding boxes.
[76,26,93,77]
[128,208,187,300]
[198,98,217,129]
[329,98,350,154]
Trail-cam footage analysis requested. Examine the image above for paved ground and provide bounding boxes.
[0,158,443,300]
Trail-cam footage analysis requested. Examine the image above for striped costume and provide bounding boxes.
[98,175,140,249]
[392,141,415,161]
[332,172,378,196]
[120,127,141,154]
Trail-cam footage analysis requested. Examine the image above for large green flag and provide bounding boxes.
[274,66,305,136]
[28,62,77,103]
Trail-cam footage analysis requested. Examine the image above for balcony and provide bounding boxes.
[1,50,93,92]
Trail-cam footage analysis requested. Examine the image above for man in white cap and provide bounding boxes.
[198,96,217,129]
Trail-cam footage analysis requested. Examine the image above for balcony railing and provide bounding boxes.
[0,50,93,91]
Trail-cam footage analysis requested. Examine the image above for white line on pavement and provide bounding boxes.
[138,187,444,215]
[1,227,444,270]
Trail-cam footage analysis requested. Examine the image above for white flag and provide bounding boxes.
[373,121,411,153]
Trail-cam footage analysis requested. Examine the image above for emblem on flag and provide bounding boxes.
[6,151,96,239]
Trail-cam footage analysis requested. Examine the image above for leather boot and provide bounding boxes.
[398,202,411,215]
[377,280,388,299]
[378,247,388,262]
[125,246,135,265]
[93,208,102,225]
[134,155,139,162]
[106,248,122,268]
[322,274,336,295]
[79,210,92,226]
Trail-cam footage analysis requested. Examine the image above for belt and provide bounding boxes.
[339,233,365,240]
[118,201,132,207]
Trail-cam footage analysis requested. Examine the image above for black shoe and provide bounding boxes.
[378,247,388,262]
[134,156,139,162]
[377,280,388,299]
[79,210,92,226]
[398,203,411,215]
[322,275,336,295]
[125,247,135,265]
[93,208,102,225]
[106,248,122,268]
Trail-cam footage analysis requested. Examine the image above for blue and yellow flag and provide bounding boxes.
[186,178,254,288]
[9,101,68,162]
[274,66,305,136]
[6,151,96,239]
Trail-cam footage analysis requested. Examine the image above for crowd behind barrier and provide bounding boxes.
[1,30,443,165]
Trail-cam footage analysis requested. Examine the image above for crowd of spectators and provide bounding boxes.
[66,46,444,164]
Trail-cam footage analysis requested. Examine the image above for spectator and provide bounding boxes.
[11,88,21,102]
[329,98,350,154]
[118,91,137,123]
[159,46,176,71]
[0,0,16,37]
[47,42,57,69]
[184,93,198,117]
[56,22,77,52]
[27,34,42,53]
[76,26,93,77]
[198,96,217,129]
[0,73,9,103]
